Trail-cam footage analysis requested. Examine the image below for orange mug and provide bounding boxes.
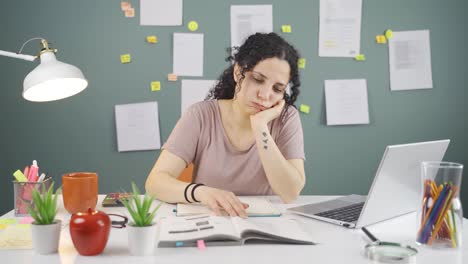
[62,172,98,214]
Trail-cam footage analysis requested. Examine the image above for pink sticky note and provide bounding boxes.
[19,217,34,224]
[197,240,206,250]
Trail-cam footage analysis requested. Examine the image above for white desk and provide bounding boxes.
[1,195,466,264]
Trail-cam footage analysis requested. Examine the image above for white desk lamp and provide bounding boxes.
[0,38,88,102]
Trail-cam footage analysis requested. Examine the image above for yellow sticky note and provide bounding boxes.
[385,29,393,39]
[355,54,366,61]
[168,73,178,81]
[188,21,199,32]
[298,58,306,69]
[0,224,7,230]
[121,2,131,11]
[299,104,310,114]
[120,54,131,64]
[146,35,157,43]
[0,219,17,225]
[281,25,292,33]
[125,7,135,18]
[376,35,387,44]
[151,81,161,91]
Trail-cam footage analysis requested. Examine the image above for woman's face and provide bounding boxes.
[234,57,290,115]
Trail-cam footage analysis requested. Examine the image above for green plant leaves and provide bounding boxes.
[121,182,160,227]
[27,182,59,225]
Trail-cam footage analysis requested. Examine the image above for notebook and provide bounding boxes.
[176,197,281,217]
[287,140,450,228]
[158,215,316,247]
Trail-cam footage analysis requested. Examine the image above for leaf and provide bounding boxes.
[145,201,161,226]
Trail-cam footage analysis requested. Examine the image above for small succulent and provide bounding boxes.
[28,182,60,225]
[120,182,161,227]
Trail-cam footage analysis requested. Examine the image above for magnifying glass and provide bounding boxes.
[362,227,418,263]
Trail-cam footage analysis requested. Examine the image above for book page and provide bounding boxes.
[176,197,281,217]
[158,216,240,245]
[232,217,316,244]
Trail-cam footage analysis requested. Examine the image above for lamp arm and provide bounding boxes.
[0,50,36,61]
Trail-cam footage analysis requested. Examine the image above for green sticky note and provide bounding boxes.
[298,58,306,69]
[0,219,17,225]
[299,104,310,114]
[13,170,27,182]
[385,29,393,39]
[355,54,366,61]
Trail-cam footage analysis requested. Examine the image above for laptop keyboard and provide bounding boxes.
[315,202,365,223]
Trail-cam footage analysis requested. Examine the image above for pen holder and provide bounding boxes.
[416,161,463,249]
[13,177,52,216]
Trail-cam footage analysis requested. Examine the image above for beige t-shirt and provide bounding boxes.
[163,100,304,195]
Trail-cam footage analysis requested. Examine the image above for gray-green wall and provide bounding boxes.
[1,0,467,217]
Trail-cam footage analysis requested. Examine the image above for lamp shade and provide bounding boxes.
[23,51,88,102]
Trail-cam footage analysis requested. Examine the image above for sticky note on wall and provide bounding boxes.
[188,21,199,31]
[354,54,366,61]
[299,104,310,114]
[281,25,292,33]
[146,35,157,43]
[168,73,178,81]
[298,58,306,69]
[121,2,131,11]
[120,54,131,64]
[151,81,161,91]
[375,35,387,44]
[385,29,393,39]
[125,8,135,18]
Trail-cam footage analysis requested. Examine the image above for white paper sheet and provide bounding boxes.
[115,101,161,152]
[389,30,433,91]
[140,0,183,26]
[230,5,273,49]
[172,33,203,76]
[325,79,369,126]
[173,33,204,77]
[319,0,362,57]
[181,79,217,115]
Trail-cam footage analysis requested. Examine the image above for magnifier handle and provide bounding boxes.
[362,227,378,242]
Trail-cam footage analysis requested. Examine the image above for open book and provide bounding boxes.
[158,215,316,247]
[176,197,281,217]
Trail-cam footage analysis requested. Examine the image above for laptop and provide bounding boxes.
[287,140,450,228]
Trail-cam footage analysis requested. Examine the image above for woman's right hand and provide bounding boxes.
[194,186,249,218]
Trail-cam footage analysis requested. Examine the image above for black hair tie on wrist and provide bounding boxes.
[191,183,205,203]
[184,183,196,203]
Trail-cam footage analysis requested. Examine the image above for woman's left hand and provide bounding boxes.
[250,100,285,129]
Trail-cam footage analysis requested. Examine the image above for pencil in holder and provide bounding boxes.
[416,162,463,248]
[13,177,52,216]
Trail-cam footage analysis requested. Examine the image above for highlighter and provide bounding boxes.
[28,160,39,182]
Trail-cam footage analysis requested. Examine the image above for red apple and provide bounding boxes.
[70,208,110,255]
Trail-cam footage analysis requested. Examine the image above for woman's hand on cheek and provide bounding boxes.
[250,99,285,129]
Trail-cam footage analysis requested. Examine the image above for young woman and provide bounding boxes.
[145,32,305,217]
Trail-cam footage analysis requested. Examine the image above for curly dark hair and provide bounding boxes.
[206,32,301,120]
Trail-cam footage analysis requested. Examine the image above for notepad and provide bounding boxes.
[0,219,32,250]
[176,197,281,217]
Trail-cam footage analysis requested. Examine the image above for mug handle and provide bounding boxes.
[108,214,128,228]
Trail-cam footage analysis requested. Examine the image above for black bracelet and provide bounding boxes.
[184,183,196,203]
[191,183,205,203]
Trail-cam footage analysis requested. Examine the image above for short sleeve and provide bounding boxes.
[162,104,202,166]
[275,108,305,160]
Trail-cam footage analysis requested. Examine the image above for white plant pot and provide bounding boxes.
[127,223,157,255]
[31,219,62,254]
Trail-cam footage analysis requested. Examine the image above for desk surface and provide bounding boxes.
[1,195,466,264]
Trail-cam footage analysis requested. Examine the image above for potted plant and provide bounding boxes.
[28,182,61,254]
[121,182,161,255]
